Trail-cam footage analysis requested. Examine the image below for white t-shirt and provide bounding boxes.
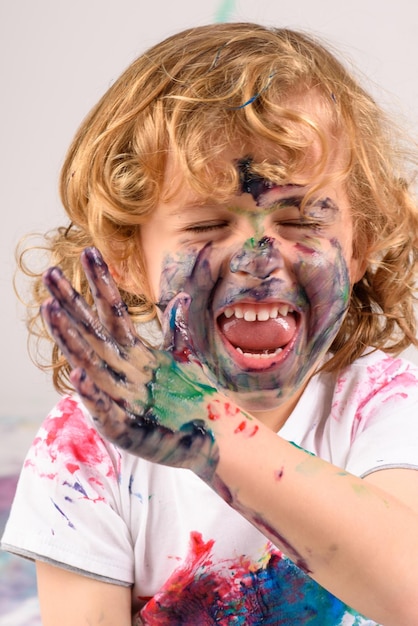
[2,350,418,625]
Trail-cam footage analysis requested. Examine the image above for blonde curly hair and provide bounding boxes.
[18,22,418,393]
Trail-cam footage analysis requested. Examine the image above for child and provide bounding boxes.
[2,22,418,626]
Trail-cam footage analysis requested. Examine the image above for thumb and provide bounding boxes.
[162,292,196,363]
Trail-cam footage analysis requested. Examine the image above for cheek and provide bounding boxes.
[294,238,350,323]
[291,236,349,297]
[157,244,221,308]
[157,252,197,305]
[337,219,357,279]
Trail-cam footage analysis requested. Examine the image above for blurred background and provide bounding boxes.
[1,1,418,623]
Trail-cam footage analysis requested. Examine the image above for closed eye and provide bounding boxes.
[185,221,230,233]
[276,220,322,230]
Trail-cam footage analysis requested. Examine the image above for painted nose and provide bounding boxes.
[230,236,284,279]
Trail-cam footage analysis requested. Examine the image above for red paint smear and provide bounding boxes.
[224,402,240,418]
[206,401,222,421]
[88,476,105,488]
[31,397,117,480]
[138,533,291,624]
[234,421,247,434]
[274,467,284,480]
[66,463,80,475]
[139,532,232,623]
[233,422,259,437]
[207,400,242,421]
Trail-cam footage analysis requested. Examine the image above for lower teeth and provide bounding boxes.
[236,347,283,358]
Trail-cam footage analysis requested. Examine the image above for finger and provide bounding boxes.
[81,247,138,347]
[162,292,196,362]
[70,367,143,443]
[43,266,123,357]
[41,297,131,391]
[43,267,133,374]
[43,264,158,379]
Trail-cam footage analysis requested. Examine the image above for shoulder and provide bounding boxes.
[24,395,126,483]
[325,350,418,438]
[333,350,418,406]
[25,394,192,494]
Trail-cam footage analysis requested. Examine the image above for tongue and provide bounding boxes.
[219,315,296,352]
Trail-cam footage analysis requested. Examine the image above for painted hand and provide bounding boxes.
[41,247,223,480]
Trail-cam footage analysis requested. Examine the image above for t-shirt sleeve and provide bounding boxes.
[1,396,134,585]
[343,356,418,478]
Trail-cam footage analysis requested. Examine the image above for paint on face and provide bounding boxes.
[138,531,368,625]
[158,178,351,411]
[237,156,277,202]
[229,236,284,279]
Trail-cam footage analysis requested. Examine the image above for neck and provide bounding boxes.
[251,384,306,432]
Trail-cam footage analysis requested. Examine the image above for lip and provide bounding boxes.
[216,300,301,372]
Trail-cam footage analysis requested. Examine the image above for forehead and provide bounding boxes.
[161,90,348,206]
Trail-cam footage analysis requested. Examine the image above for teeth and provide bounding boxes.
[223,304,293,322]
[257,308,270,322]
[236,347,283,358]
[243,309,257,322]
[234,306,244,319]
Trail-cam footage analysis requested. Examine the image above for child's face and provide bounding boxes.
[140,135,362,412]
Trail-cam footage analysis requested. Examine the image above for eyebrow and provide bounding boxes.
[271,195,305,208]
[264,194,339,212]
[167,201,231,217]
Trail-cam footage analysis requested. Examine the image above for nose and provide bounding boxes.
[230,236,284,279]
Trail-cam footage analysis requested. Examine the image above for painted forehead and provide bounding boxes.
[235,156,344,225]
[236,156,302,205]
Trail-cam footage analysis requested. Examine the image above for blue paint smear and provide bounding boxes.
[141,549,370,624]
[63,479,88,497]
[51,498,75,530]
[128,474,144,502]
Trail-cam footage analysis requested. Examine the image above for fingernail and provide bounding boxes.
[43,266,63,286]
[83,246,107,268]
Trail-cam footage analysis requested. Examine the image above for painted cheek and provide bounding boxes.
[158,247,210,306]
[293,237,350,345]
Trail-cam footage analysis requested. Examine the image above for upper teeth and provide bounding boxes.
[223,304,292,322]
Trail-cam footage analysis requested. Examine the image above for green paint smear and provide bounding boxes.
[351,483,372,497]
[148,357,217,427]
[290,441,316,456]
[214,0,236,22]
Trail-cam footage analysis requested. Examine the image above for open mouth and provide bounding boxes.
[217,302,299,370]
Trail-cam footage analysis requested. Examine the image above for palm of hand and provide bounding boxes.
[41,247,222,479]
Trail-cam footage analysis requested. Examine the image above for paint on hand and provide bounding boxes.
[42,250,243,481]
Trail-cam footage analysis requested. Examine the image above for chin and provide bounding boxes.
[221,385,292,413]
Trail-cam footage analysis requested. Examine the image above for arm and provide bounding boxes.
[41,247,418,625]
[211,421,418,625]
[36,561,132,626]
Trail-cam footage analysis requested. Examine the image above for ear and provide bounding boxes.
[108,258,155,308]
[109,265,123,284]
[108,262,138,295]
[349,254,368,284]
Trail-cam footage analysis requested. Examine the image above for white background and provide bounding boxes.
[1,0,418,422]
